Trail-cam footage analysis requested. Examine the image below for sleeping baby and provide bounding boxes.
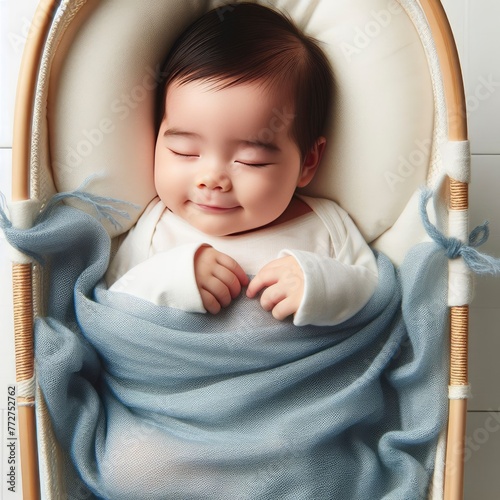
[105,2,378,327]
[1,4,447,498]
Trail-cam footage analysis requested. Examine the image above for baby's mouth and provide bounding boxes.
[192,202,240,213]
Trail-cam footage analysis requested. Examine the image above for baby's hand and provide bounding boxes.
[194,246,249,314]
[246,255,304,321]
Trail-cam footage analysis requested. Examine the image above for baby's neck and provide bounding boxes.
[270,195,311,227]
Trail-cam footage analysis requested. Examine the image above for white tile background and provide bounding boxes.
[442,1,500,498]
[0,1,499,499]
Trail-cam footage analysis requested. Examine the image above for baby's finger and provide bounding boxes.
[201,276,232,309]
[259,284,287,312]
[200,289,222,315]
[212,264,244,299]
[216,252,249,287]
[271,296,297,321]
[246,267,279,298]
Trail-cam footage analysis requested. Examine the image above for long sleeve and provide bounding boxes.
[280,196,378,326]
[105,198,206,312]
[280,248,378,326]
[108,243,206,313]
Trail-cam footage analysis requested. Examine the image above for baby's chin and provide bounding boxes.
[184,214,278,238]
[167,202,284,237]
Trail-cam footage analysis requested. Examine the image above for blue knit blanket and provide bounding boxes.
[3,202,448,500]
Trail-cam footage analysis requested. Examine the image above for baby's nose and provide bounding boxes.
[196,170,232,192]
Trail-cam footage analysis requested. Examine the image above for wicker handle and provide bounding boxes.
[419,1,469,499]
[12,1,61,498]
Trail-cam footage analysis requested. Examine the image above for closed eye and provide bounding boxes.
[236,161,272,168]
[168,149,199,158]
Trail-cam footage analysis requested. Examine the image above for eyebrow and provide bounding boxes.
[239,139,281,153]
[163,128,281,153]
[163,128,201,140]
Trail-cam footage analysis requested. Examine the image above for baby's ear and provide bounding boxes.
[297,137,326,188]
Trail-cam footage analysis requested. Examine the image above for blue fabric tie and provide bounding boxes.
[0,176,139,264]
[419,188,500,275]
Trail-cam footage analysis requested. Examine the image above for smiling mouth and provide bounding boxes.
[193,203,240,213]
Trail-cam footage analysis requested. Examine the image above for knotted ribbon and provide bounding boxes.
[420,188,500,275]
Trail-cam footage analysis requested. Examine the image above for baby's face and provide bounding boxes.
[154,78,310,236]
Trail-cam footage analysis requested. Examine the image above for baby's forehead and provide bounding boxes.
[165,76,296,113]
[159,79,298,149]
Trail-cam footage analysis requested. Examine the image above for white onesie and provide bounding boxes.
[106,195,378,326]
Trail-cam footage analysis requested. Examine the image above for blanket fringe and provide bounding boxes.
[0,175,140,264]
[39,174,140,230]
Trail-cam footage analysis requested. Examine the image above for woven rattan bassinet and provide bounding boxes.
[9,0,470,498]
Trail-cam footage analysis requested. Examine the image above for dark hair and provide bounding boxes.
[155,2,333,161]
